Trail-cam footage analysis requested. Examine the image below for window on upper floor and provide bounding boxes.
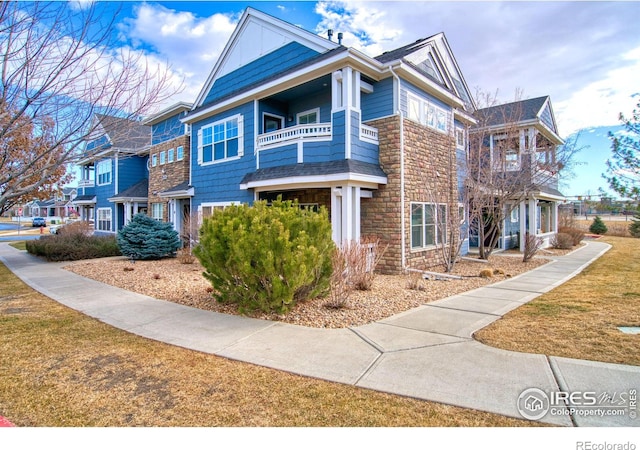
[263,113,284,133]
[96,159,112,185]
[455,127,466,150]
[176,146,184,161]
[411,202,447,249]
[297,108,319,125]
[168,148,174,163]
[151,154,158,167]
[159,151,166,165]
[492,134,520,171]
[198,115,243,165]
[407,93,449,134]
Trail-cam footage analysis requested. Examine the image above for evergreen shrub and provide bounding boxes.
[629,213,640,238]
[117,213,181,260]
[589,216,608,235]
[194,198,334,314]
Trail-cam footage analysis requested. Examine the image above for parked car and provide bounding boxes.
[32,217,46,227]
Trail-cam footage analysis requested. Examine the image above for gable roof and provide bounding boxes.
[474,96,563,143]
[194,7,339,108]
[91,114,150,151]
[375,32,476,111]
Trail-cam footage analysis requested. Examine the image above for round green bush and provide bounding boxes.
[589,216,608,235]
[117,213,180,260]
[194,198,334,314]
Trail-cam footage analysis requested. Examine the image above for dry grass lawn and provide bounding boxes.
[476,236,640,366]
[0,262,535,427]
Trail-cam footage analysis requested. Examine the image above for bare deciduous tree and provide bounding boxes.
[0,1,181,215]
[466,90,578,259]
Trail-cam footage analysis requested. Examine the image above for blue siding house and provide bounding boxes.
[181,7,478,273]
[470,96,565,252]
[74,114,150,233]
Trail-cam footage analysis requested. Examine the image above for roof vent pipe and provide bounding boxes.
[327,29,333,41]
[337,32,343,45]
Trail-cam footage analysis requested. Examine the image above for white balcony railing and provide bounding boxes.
[360,124,379,143]
[257,123,332,149]
[78,179,95,188]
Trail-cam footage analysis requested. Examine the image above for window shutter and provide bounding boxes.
[197,128,203,165]
[237,115,244,157]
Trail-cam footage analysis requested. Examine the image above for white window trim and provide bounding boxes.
[97,207,112,232]
[197,114,244,166]
[176,145,184,161]
[96,159,112,186]
[296,108,320,125]
[159,150,166,165]
[410,202,448,250]
[406,92,449,134]
[455,127,465,150]
[151,202,165,221]
[262,112,285,132]
[151,154,158,167]
[167,148,174,163]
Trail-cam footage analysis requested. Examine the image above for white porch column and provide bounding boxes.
[342,185,354,242]
[331,187,343,244]
[552,202,559,233]
[519,200,527,252]
[529,197,537,235]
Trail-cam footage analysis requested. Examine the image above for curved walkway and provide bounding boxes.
[1,241,638,427]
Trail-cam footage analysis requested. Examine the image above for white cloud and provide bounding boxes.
[554,45,640,136]
[120,3,240,106]
[312,1,640,137]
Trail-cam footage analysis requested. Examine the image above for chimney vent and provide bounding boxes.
[327,29,333,41]
[337,32,343,45]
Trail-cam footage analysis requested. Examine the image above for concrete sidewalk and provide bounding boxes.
[1,241,638,427]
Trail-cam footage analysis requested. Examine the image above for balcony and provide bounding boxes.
[78,179,95,188]
[257,123,332,150]
[256,122,379,151]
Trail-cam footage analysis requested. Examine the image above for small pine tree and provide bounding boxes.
[117,213,181,260]
[589,215,608,235]
[629,212,640,238]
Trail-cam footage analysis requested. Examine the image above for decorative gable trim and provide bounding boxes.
[194,7,339,108]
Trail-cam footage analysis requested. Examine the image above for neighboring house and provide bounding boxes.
[469,96,565,251]
[74,114,150,233]
[143,102,193,240]
[21,187,78,219]
[181,7,477,274]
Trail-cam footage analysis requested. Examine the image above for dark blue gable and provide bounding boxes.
[152,114,185,145]
[202,42,321,107]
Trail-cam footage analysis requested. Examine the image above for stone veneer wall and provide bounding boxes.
[361,115,459,274]
[148,135,190,221]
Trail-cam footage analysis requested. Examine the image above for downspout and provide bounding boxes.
[390,65,406,271]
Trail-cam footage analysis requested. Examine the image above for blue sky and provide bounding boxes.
[67,0,640,197]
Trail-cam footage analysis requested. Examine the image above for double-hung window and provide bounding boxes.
[411,202,447,249]
[151,203,165,221]
[176,146,184,161]
[96,160,112,185]
[198,115,243,165]
[168,148,174,163]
